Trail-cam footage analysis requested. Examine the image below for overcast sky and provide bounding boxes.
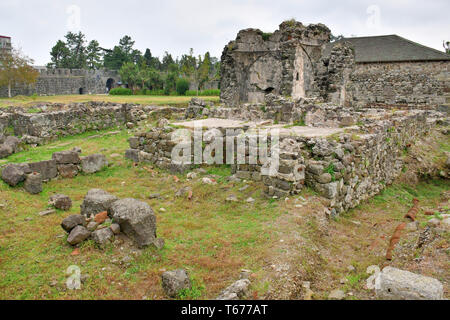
[1,0,449,66]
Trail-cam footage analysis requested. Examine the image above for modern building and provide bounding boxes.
[0,35,12,54]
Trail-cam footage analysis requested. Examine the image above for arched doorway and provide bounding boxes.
[106,78,115,93]
[79,88,84,95]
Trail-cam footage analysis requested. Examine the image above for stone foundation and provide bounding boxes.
[126,99,444,215]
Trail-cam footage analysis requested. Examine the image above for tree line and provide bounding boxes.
[48,32,220,94]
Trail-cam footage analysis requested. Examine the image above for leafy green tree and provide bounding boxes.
[144,49,152,66]
[104,35,141,70]
[119,62,139,91]
[0,48,39,98]
[48,40,70,68]
[198,51,212,89]
[104,46,126,70]
[65,31,87,69]
[86,40,103,69]
[161,51,175,72]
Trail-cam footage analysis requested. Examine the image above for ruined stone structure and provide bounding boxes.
[0,68,120,97]
[126,97,445,215]
[221,21,450,110]
[220,20,355,106]
[0,102,183,146]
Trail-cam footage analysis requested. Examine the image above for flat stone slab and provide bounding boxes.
[172,118,263,129]
[171,118,351,138]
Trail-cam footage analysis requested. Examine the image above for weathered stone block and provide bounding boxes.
[1,164,26,186]
[375,267,444,300]
[109,198,157,248]
[24,172,42,194]
[57,164,79,178]
[52,150,81,164]
[161,269,192,298]
[61,215,86,233]
[80,189,118,218]
[67,226,91,246]
[28,160,57,181]
[81,154,108,174]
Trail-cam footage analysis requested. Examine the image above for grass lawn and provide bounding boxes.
[0,95,220,108]
[0,127,282,299]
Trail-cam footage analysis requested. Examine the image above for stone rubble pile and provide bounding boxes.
[61,189,163,249]
[1,148,108,194]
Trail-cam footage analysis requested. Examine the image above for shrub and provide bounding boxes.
[109,88,133,95]
[185,89,220,96]
[262,32,272,41]
[176,78,190,96]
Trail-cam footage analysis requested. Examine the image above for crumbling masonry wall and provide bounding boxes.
[0,102,183,145]
[349,61,450,109]
[220,21,344,106]
[126,100,441,214]
[0,69,119,97]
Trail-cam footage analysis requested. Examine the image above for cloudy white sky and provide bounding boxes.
[1,0,449,65]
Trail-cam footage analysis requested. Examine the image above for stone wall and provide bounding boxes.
[348,61,449,109]
[126,100,443,215]
[0,102,184,146]
[0,68,119,97]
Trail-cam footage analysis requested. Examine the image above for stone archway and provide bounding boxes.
[106,78,115,92]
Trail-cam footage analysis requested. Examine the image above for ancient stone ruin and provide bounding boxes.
[220,20,449,109]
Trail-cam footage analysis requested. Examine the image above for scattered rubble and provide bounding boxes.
[49,194,72,211]
[217,279,251,300]
[161,269,192,298]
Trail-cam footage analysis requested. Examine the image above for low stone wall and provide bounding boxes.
[126,101,443,215]
[1,149,108,194]
[349,61,450,109]
[187,95,361,127]
[303,111,435,215]
[0,102,184,146]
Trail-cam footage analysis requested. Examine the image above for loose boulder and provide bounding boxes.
[91,228,114,246]
[24,172,43,194]
[0,144,14,159]
[52,150,81,164]
[1,164,26,187]
[49,194,72,211]
[81,154,108,174]
[61,215,86,233]
[80,189,118,218]
[3,136,20,153]
[67,226,91,246]
[375,267,444,300]
[161,269,192,298]
[57,164,79,178]
[109,198,157,248]
[28,160,57,181]
[217,279,251,300]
